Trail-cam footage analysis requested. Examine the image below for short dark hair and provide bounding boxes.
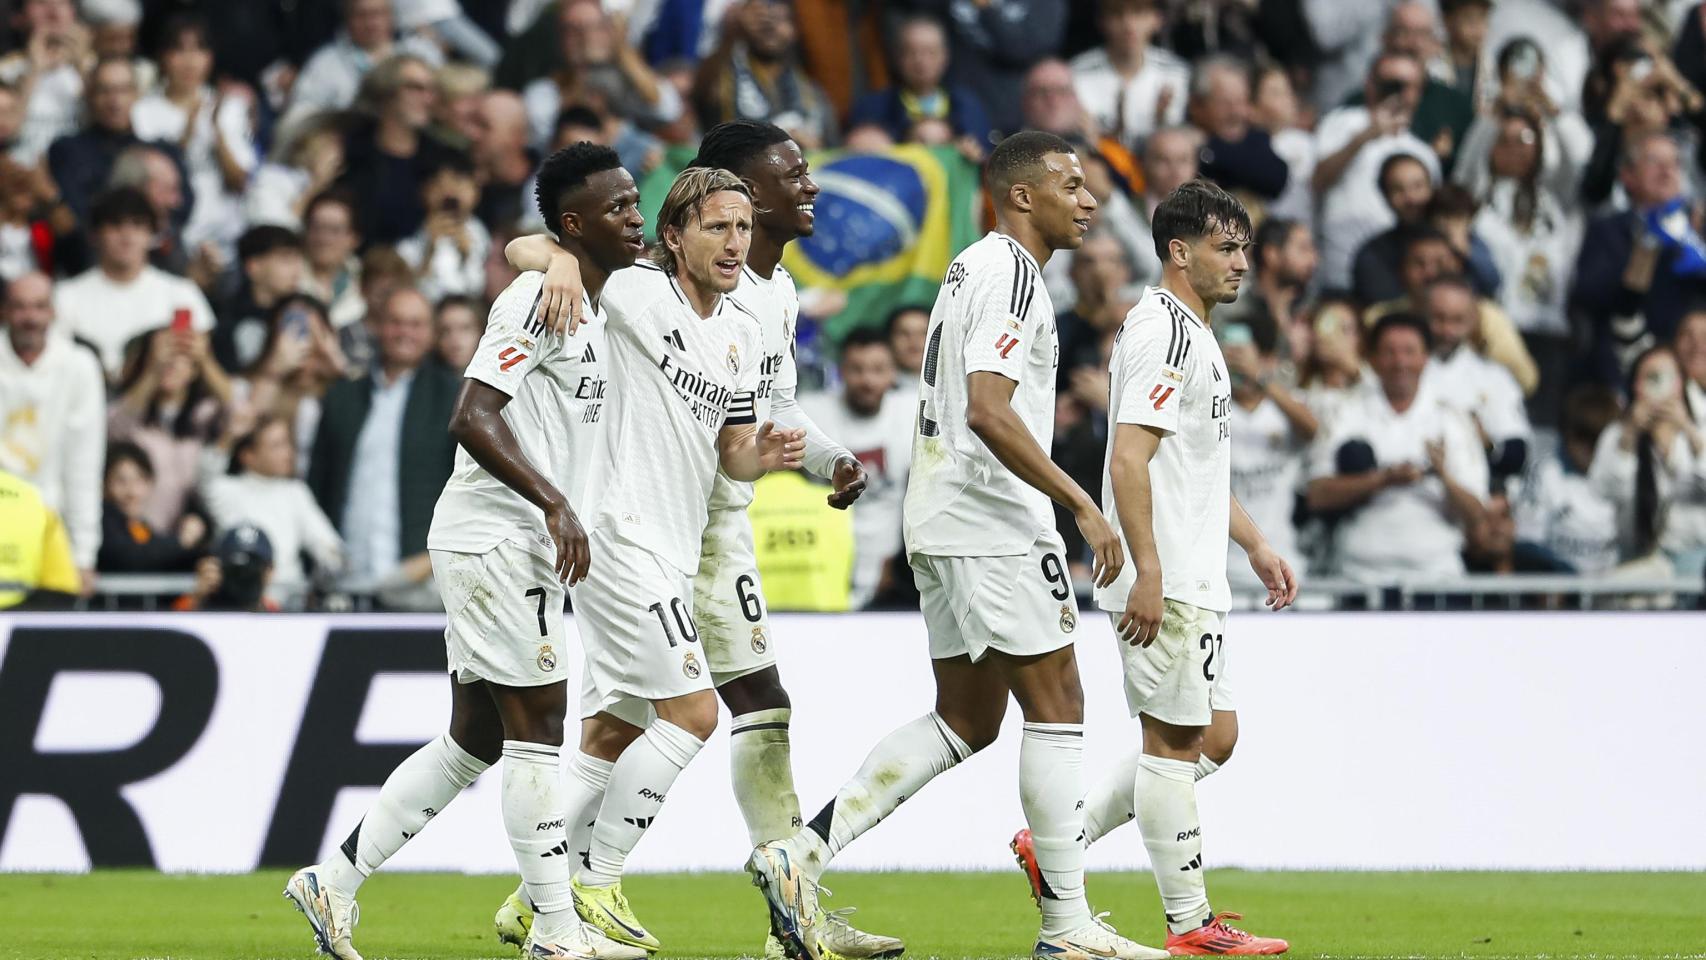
[841,326,891,354]
[1377,152,1428,198]
[1251,216,1300,272]
[884,303,929,338]
[1397,222,1452,261]
[423,149,477,183]
[89,187,156,230]
[105,440,154,481]
[1426,183,1478,221]
[435,293,485,320]
[1562,384,1621,444]
[555,105,604,136]
[534,142,624,235]
[156,12,210,58]
[1150,178,1251,261]
[238,225,303,262]
[692,119,794,178]
[1369,311,1433,352]
[1223,310,1278,355]
[304,188,363,236]
[985,130,1077,199]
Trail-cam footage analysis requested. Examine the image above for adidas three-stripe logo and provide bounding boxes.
[581,342,596,363]
[1002,239,1039,320]
[1163,298,1194,369]
[1180,853,1203,871]
[624,816,654,829]
[541,840,571,858]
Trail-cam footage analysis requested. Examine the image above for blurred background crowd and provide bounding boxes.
[2,0,1706,613]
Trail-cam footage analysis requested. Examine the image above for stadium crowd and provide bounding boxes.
[2,0,1706,612]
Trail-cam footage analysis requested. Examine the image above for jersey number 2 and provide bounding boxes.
[1199,633,1223,681]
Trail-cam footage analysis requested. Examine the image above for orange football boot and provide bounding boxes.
[1010,829,1046,906]
[1165,913,1288,955]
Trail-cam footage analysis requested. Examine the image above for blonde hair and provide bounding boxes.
[650,167,751,273]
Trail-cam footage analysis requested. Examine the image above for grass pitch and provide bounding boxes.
[0,869,1701,959]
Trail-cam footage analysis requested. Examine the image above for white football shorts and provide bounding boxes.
[571,525,713,723]
[1114,597,1234,727]
[693,506,776,686]
[432,541,568,688]
[912,530,1081,662]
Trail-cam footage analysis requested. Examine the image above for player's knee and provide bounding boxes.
[717,668,790,714]
[447,721,505,765]
[503,713,566,747]
[657,692,719,741]
[580,716,643,760]
[939,710,1002,753]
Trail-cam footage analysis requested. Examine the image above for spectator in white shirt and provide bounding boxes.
[1251,63,1318,228]
[298,189,367,332]
[130,15,258,257]
[1307,312,1490,582]
[0,0,89,165]
[0,271,103,587]
[1313,50,1442,291]
[800,327,915,609]
[243,115,346,231]
[1422,274,1532,486]
[279,0,442,141]
[1589,345,1706,576]
[1220,312,1318,593]
[200,412,345,603]
[395,152,488,301]
[1680,309,1706,426]
[52,187,214,380]
[1068,0,1189,148]
[885,303,928,397]
[523,0,681,148]
[1512,385,1622,574]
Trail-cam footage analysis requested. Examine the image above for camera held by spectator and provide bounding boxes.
[175,523,278,612]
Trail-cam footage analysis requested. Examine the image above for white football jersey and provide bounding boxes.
[1426,346,1532,445]
[709,263,800,511]
[904,232,1059,558]
[1225,396,1305,590]
[583,262,763,574]
[1096,287,1233,614]
[429,272,607,562]
[1308,380,1489,581]
[1512,456,1619,575]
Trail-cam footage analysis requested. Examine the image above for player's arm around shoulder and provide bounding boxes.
[504,233,584,334]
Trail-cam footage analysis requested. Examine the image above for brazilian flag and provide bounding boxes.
[638,144,984,342]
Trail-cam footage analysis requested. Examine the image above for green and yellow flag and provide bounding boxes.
[639,144,984,341]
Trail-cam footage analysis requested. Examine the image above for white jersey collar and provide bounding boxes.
[1149,286,1205,328]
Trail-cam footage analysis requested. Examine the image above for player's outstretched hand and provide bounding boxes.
[1074,505,1125,588]
[1117,577,1163,647]
[544,499,592,585]
[540,251,585,336]
[1248,545,1299,611]
[827,454,868,509]
[757,420,807,472]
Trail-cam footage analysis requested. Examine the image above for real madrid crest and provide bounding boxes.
[750,626,768,654]
[727,343,740,374]
[537,644,558,671]
[682,651,702,679]
[1059,604,1077,633]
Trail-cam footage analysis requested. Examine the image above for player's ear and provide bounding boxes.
[559,210,582,241]
[1009,181,1033,213]
[1168,236,1191,269]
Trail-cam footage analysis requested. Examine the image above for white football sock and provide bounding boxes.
[1082,748,1143,847]
[798,712,971,882]
[1133,754,1211,934]
[578,720,704,888]
[565,751,615,873]
[1081,749,1223,847]
[324,733,489,893]
[501,740,576,941]
[1021,722,1093,936]
[730,708,802,844]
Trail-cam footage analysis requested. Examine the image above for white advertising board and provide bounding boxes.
[1,612,1702,873]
